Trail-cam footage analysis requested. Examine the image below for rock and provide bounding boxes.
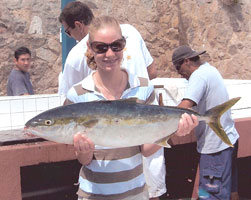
[0,0,250,95]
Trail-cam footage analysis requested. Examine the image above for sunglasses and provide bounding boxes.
[90,37,126,54]
[64,25,71,37]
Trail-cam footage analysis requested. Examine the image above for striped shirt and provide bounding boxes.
[66,69,157,199]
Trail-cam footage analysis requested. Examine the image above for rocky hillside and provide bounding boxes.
[0,0,250,95]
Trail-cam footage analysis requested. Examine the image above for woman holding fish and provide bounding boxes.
[65,16,198,200]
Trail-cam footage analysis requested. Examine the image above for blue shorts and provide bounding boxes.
[198,141,238,200]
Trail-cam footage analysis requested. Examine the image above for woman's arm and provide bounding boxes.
[141,144,161,157]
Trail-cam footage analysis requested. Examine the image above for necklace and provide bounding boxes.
[94,71,126,100]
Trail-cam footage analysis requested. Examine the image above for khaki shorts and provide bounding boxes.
[143,148,167,198]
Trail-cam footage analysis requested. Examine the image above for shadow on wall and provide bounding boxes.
[220,0,244,33]
[176,0,188,46]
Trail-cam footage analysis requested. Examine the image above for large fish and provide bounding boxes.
[24,97,241,148]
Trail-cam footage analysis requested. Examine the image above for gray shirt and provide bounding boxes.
[7,69,34,96]
[184,62,239,154]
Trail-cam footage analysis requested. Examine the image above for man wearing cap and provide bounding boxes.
[172,45,239,199]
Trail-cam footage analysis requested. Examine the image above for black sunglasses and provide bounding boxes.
[64,25,71,37]
[90,37,126,54]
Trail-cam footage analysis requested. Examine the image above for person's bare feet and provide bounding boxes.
[231,192,240,200]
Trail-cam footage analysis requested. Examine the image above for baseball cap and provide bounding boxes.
[172,45,206,65]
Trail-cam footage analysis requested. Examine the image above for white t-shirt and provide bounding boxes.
[58,36,91,97]
[184,62,239,154]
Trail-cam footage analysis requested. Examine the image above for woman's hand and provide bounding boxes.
[73,132,95,165]
[175,113,198,136]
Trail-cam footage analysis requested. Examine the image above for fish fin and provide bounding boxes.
[205,97,241,147]
[154,137,172,148]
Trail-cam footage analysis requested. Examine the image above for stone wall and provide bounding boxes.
[0,0,250,95]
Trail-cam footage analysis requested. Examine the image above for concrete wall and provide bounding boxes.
[0,141,76,200]
[0,94,64,131]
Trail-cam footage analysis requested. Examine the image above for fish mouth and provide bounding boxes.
[23,126,41,138]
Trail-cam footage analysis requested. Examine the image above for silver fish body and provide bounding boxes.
[24,98,241,148]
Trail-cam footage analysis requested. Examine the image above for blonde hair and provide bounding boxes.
[89,16,122,42]
[85,48,96,70]
[85,16,122,70]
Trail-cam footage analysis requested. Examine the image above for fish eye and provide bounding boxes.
[44,120,54,126]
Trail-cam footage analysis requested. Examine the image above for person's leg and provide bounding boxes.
[199,146,235,200]
[143,148,167,199]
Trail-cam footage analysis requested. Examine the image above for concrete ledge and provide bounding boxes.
[235,118,251,158]
[0,141,76,200]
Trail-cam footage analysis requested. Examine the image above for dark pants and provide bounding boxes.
[198,141,238,200]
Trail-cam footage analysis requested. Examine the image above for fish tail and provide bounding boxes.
[205,97,241,147]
